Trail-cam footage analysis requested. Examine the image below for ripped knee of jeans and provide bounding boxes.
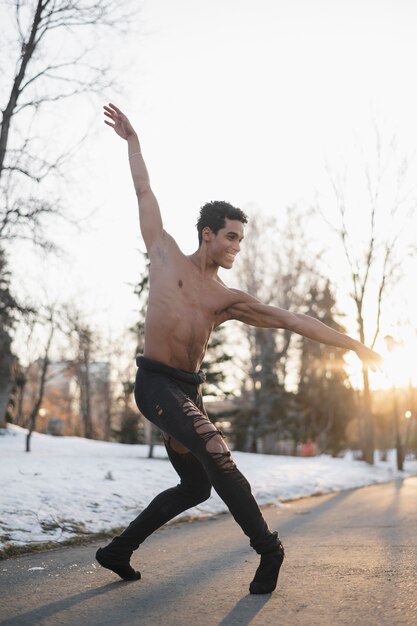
[182,400,236,473]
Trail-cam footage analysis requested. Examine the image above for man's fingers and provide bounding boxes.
[369,358,384,373]
[103,107,118,119]
[104,120,115,128]
[108,102,122,114]
[103,106,120,121]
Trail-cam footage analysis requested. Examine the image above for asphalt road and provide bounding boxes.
[1,477,416,626]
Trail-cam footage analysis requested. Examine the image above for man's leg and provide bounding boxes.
[99,367,283,592]
[176,401,282,549]
[136,383,284,593]
[96,434,211,580]
[171,401,285,594]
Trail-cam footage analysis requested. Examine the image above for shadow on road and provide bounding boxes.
[277,487,354,535]
[218,594,271,626]
[0,580,130,626]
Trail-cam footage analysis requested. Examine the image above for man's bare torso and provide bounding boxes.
[143,232,240,371]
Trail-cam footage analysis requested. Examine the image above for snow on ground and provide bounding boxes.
[1,424,417,551]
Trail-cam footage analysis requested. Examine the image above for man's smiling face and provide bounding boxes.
[205,218,245,269]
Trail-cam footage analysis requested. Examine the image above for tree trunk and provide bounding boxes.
[26,354,50,452]
[392,385,404,471]
[0,331,13,428]
[79,363,93,439]
[361,365,374,464]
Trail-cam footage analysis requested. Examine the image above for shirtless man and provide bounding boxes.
[96,103,382,595]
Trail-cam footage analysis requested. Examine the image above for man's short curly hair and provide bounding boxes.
[196,201,248,246]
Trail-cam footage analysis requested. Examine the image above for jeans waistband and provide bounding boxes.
[136,356,206,385]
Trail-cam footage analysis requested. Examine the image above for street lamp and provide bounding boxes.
[404,410,413,458]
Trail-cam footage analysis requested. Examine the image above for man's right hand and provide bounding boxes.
[104,103,136,140]
[104,102,164,251]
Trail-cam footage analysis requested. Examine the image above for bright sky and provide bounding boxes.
[7,0,417,386]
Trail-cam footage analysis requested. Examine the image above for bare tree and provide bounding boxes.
[76,324,94,439]
[16,301,112,442]
[60,303,112,440]
[234,207,322,452]
[25,310,56,451]
[63,307,96,438]
[0,0,134,246]
[316,128,416,464]
[0,0,136,424]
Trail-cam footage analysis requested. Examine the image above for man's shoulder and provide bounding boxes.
[215,275,228,288]
[214,277,252,301]
[217,281,251,300]
[212,281,261,326]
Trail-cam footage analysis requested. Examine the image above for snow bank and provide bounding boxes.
[1,425,416,550]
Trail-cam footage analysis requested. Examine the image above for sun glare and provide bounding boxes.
[370,329,417,391]
[344,326,417,392]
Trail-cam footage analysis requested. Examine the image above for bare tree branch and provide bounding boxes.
[0,0,137,246]
[318,128,417,463]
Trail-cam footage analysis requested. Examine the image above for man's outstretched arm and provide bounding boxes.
[227,297,383,371]
[103,103,163,251]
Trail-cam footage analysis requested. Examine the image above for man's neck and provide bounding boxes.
[188,248,219,279]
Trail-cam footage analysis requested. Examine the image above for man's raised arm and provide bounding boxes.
[226,295,383,372]
[103,103,163,251]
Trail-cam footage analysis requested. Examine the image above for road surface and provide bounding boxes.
[1,477,416,625]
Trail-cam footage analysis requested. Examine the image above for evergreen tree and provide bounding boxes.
[130,252,158,454]
[233,326,290,453]
[233,209,322,454]
[131,252,150,357]
[201,325,233,399]
[297,281,355,456]
[0,248,22,426]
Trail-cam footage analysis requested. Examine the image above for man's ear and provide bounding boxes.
[202,226,213,242]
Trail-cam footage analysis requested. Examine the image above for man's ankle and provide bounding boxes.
[249,542,284,595]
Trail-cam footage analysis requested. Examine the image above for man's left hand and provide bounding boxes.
[355,343,384,372]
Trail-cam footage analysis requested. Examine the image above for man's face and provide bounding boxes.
[206,218,245,269]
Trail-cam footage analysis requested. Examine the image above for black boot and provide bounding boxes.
[95,545,141,581]
[249,538,284,595]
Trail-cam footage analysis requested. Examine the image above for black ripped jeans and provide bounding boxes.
[109,356,279,557]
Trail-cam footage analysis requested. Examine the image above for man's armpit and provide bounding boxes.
[148,230,182,263]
